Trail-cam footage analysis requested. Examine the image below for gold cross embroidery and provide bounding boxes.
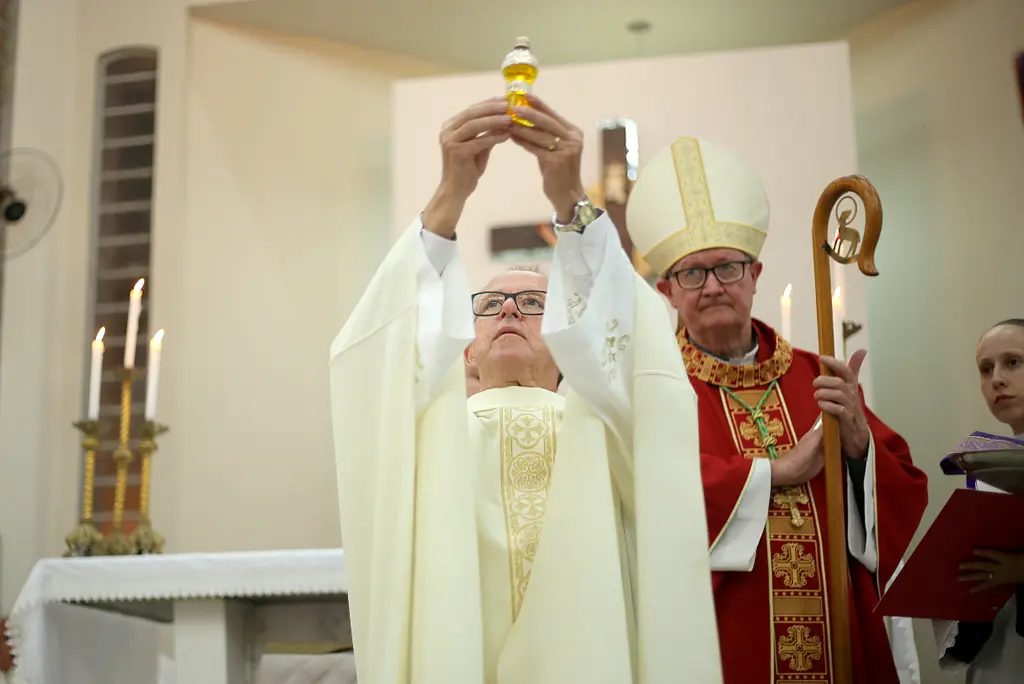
[777,625,823,672]
[773,486,810,527]
[772,542,816,589]
[723,382,782,461]
[739,412,784,449]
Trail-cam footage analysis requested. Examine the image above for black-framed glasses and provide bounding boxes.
[669,260,752,290]
[471,290,547,316]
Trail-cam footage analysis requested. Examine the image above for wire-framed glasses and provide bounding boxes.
[669,260,751,290]
[471,290,547,316]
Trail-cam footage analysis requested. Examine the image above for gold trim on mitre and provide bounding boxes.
[627,137,770,277]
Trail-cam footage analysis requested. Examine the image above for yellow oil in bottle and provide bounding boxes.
[501,37,538,126]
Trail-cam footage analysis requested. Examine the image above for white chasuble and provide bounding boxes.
[329,212,721,684]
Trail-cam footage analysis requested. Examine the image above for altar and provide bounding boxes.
[3,549,351,684]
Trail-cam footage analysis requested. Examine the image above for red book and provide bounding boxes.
[875,488,1024,622]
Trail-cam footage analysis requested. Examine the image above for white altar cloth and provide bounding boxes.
[4,549,349,684]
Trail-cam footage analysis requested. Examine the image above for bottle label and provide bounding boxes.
[505,80,533,94]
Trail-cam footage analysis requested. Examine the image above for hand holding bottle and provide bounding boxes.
[508,95,586,223]
[422,98,512,238]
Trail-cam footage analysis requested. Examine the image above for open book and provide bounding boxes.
[876,488,1024,621]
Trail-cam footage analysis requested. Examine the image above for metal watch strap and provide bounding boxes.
[552,197,598,233]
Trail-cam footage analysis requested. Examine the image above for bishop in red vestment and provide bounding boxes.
[625,136,929,684]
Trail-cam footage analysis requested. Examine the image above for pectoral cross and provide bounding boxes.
[773,486,810,528]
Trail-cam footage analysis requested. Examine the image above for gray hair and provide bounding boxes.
[478,262,548,290]
[504,262,547,276]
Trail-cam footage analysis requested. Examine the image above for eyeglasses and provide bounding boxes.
[669,260,751,290]
[471,290,546,316]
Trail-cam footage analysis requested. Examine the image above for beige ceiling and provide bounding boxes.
[194,0,913,71]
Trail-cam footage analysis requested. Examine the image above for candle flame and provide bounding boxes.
[782,283,792,299]
[95,327,106,342]
[832,286,841,300]
[152,329,165,343]
[133,278,145,293]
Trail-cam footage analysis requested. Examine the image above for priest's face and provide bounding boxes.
[977,323,1024,433]
[467,270,559,391]
[658,248,762,344]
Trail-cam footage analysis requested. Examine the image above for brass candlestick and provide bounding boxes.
[102,368,136,555]
[63,420,106,557]
[127,420,169,554]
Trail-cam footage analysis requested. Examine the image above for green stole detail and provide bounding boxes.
[722,380,781,460]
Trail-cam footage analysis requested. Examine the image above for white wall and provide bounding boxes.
[849,0,1024,681]
[0,0,203,614]
[393,42,872,378]
[0,2,450,610]
[0,0,79,615]
[168,19,449,551]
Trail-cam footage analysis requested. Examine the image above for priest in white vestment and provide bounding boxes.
[329,96,721,684]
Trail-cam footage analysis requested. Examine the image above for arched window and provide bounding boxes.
[87,47,158,534]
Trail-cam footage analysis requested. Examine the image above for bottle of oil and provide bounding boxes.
[501,37,538,127]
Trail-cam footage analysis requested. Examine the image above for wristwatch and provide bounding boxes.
[552,197,600,233]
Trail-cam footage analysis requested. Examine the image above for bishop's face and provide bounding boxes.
[657,247,762,341]
[977,323,1024,433]
[467,270,558,390]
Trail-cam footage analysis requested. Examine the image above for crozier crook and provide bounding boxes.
[811,174,883,684]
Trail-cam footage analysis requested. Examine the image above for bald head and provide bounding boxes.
[466,267,559,392]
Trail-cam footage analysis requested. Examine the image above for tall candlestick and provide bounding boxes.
[780,283,793,341]
[124,278,145,369]
[832,286,845,360]
[88,327,105,420]
[145,329,164,420]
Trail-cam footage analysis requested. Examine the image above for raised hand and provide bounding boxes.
[814,349,871,460]
[422,98,512,238]
[508,95,586,222]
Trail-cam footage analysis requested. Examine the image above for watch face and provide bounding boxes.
[578,201,597,224]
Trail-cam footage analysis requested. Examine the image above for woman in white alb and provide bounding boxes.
[934,319,1024,683]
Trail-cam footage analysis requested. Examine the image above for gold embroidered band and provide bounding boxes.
[641,137,767,276]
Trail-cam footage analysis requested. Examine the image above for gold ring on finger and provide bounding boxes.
[547,136,560,151]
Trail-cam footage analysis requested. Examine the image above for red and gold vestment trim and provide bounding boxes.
[719,386,835,684]
[677,328,793,389]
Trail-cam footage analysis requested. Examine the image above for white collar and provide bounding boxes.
[693,339,760,367]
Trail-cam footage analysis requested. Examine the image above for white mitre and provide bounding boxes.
[626,136,771,277]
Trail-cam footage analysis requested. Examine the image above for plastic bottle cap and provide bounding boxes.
[515,37,530,48]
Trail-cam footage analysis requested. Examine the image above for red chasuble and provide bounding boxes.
[682,319,928,684]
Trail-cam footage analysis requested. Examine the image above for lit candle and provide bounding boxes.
[88,327,106,420]
[124,278,145,368]
[145,329,164,420]
[832,286,845,360]
[780,283,793,341]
